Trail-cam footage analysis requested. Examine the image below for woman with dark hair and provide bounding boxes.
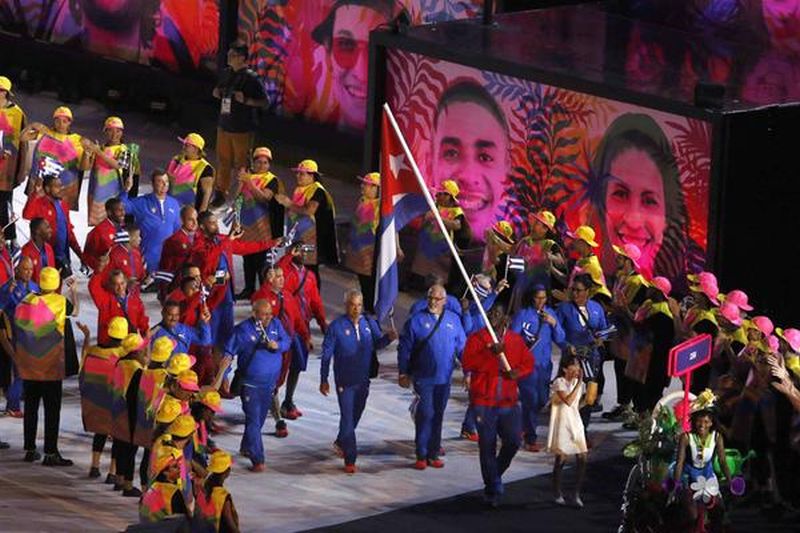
[591,113,703,290]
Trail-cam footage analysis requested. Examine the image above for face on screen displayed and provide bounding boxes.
[604,148,667,276]
[432,100,508,240]
[330,5,387,130]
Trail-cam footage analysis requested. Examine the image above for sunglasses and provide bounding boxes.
[332,37,368,69]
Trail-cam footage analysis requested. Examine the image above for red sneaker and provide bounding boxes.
[460,429,479,442]
[344,464,357,474]
[427,458,445,469]
[413,459,427,470]
[281,406,300,420]
[294,407,304,417]
[6,409,23,419]
[275,421,289,438]
[249,463,266,473]
[524,442,542,453]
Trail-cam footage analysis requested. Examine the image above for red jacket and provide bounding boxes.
[165,286,227,326]
[0,248,14,287]
[277,254,326,330]
[89,269,150,344]
[251,287,310,341]
[21,240,56,284]
[109,244,147,283]
[84,219,119,271]
[190,232,277,294]
[159,229,196,273]
[22,193,83,262]
[463,328,533,408]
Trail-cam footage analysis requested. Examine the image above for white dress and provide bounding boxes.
[546,377,588,456]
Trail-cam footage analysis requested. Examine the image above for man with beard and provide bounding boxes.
[84,198,126,271]
[121,169,181,278]
[20,218,56,284]
[150,299,211,355]
[431,80,510,242]
[191,211,280,351]
[68,0,159,63]
[22,175,84,274]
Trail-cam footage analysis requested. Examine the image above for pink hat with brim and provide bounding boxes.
[612,243,641,271]
[767,335,780,354]
[776,327,800,353]
[751,316,774,337]
[719,302,743,327]
[722,289,754,312]
[178,377,200,392]
[651,276,671,298]
[690,278,720,306]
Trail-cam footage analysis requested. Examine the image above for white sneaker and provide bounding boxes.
[555,495,566,506]
[574,495,584,508]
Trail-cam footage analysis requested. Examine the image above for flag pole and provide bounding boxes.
[382,104,510,372]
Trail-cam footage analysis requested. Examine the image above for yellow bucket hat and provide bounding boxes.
[107,317,129,341]
[104,116,124,130]
[53,106,73,120]
[166,353,195,376]
[292,159,319,173]
[252,146,273,160]
[0,76,12,94]
[358,172,380,187]
[529,210,556,231]
[121,333,146,353]
[570,225,599,248]
[151,336,175,363]
[168,414,196,438]
[197,388,223,413]
[207,450,233,474]
[179,133,205,151]
[153,443,183,475]
[40,267,60,291]
[437,179,460,199]
[156,396,183,424]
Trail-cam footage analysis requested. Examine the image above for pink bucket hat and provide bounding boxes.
[718,301,743,327]
[721,289,754,312]
[776,327,800,353]
[767,335,780,354]
[687,271,717,287]
[650,276,671,298]
[689,277,720,306]
[751,316,774,337]
[612,243,641,271]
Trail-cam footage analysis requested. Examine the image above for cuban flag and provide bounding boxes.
[374,106,429,320]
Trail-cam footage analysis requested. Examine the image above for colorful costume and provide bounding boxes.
[286,181,338,266]
[88,144,138,226]
[0,102,26,190]
[166,155,214,208]
[29,130,84,210]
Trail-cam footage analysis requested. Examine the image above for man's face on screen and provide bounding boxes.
[432,100,508,240]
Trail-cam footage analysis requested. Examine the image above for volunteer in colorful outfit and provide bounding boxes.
[166,133,215,211]
[411,179,470,290]
[555,273,606,428]
[603,243,648,422]
[150,300,212,355]
[224,299,290,472]
[343,172,380,312]
[233,146,284,300]
[191,211,280,351]
[398,283,467,469]
[510,284,564,451]
[194,450,240,533]
[276,243,326,420]
[0,257,38,419]
[274,159,338,285]
[110,333,148,497]
[0,76,26,240]
[139,445,191,524]
[84,198,126,271]
[21,106,89,210]
[20,218,55,283]
[86,116,139,226]
[482,220,516,286]
[22,174,85,273]
[77,317,129,482]
[682,271,721,393]
[120,168,181,277]
[567,225,611,302]
[463,303,533,506]
[12,267,78,466]
[320,289,396,473]
[510,209,562,311]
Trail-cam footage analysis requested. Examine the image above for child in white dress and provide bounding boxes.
[547,354,589,508]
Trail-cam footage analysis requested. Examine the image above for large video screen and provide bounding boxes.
[237,0,484,131]
[0,0,219,74]
[385,49,712,286]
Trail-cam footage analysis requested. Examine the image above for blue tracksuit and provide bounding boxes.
[398,308,466,459]
[321,314,391,465]
[461,292,497,434]
[120,191,181,274]
[0,279,39,411]
[225,317,290,465]
[209,241,234,351]
[149,321,212,355]
[510,305,564,443]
